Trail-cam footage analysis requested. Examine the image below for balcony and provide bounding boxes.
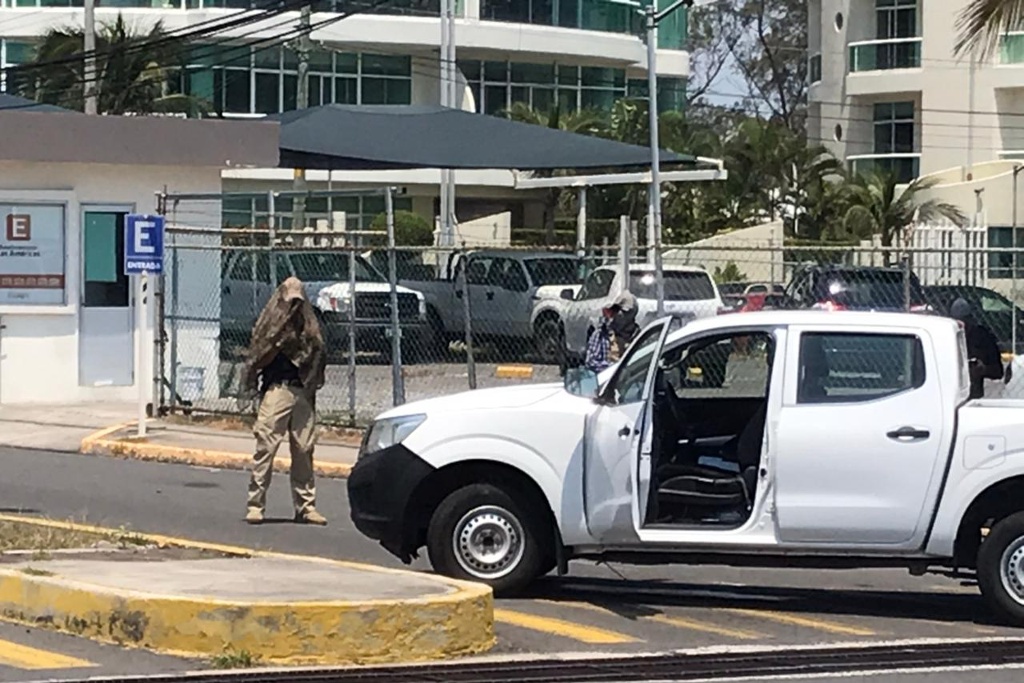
[848,37,922,73]
[809,52,822,84]
[848,153,920,184]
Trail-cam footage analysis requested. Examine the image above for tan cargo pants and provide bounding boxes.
[247,384,317,516]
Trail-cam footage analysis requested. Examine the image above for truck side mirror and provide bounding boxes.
[560,288,575,301]
[564,366,599,397]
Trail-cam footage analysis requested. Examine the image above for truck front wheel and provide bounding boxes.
[426,483,547,595]
[977,511,1024,624]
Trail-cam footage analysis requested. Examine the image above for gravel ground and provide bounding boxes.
[203,359,562,425]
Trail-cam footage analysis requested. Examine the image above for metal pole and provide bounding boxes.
[347,244,357,425]
[136,273,148,437]
[293,3,312,231]
[445,2,457,242]
[966,52,976,180]
[169,224,180,412]
[83,0,97,115]
[576,187,587,257]
[460,250,477,390]
[385,188,405,406]
[268,191,277,287]
[1014,166,1021,356]
[645,4,665,317]
[619,215,630,286]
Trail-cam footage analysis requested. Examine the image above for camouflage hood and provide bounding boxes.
[244,277,326,392]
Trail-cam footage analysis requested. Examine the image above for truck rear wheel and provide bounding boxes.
[977,511,1024,624]
[426,483,547,595]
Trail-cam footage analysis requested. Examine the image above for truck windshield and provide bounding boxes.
[286,252,385,283]
[818,270,925,308]
[523,258,580,286]
[630,271,716,301]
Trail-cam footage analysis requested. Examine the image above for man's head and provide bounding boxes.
[951,297,975,327]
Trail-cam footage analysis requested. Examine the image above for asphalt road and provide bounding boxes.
[1,447,1023,681]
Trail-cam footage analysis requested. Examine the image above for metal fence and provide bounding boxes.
[155,192,1024,424]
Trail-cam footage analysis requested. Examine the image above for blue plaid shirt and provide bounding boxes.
[585,324,612,372]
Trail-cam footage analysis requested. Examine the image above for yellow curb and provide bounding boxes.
[80,424,353,479]
[495,365,534,380]
[0,514,494,665]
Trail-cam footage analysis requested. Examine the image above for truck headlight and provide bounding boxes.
[360,414,427,458]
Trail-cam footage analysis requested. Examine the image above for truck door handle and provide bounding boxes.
[618,425,633,438]
[486,291,495,300]
[887,426,930,442]
[455,290,463,299]
[223,285,231,294]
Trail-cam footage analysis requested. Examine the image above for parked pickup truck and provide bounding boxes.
[220,250,428,360]
[531,264,725,363]
[349,310,1024,624]
[366,249,581,356]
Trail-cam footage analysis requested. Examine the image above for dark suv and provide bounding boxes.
[924,284,1024,354]
[784,264,930,312]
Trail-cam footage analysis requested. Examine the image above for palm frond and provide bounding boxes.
[954,0,1024,59]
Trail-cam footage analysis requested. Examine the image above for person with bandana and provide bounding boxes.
[243,277,328,525]
[951,297,1003,399]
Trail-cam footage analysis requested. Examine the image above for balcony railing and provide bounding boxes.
[848,37,922,73]
[809,52,822,84]
[848,153,921,183]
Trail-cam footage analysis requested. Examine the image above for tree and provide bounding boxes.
[370,210,434,246]
[953,0,1023,58]
[502,103,607,244]
[16,14,204,116]
[713,262,748,283]
[836,171,968,256]
[725,0,809,132]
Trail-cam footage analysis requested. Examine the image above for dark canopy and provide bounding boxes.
[272,104,694,171]
[0,94,76,113]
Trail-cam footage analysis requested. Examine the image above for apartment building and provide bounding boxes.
[808,0,1024,184]
[0,0,690,237]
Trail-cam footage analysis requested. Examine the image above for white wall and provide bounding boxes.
[663,221,786,284]
[0,161,222,405]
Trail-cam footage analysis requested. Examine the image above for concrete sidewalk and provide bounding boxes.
[0,516,493,665]
[82,419,359,478]
[0,403,137,452]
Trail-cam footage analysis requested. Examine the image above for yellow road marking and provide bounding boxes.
[0,640,95,670]
[536,600,765,640]
[727,609,876,636]
[494,608,638,644]
[644,613,765,640]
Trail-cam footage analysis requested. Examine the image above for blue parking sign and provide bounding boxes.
[124,214,165,275]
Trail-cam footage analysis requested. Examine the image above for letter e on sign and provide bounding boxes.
[134,220,156,255]
[5,214,30,241]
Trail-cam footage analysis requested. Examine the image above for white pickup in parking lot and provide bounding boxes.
[349,309,1024,626]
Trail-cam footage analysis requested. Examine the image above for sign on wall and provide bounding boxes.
[0,204,66,305]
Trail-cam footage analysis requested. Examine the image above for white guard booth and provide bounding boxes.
[0,106,278,404]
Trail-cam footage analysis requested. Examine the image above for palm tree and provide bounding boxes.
[953,0,1023,58]
[835,170,967,259]
[16,14,205,116]
[503,103,607,244]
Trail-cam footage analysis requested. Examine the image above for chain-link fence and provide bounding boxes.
[155,193,1024,424]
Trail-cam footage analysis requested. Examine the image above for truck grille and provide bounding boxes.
[355,292,419,322]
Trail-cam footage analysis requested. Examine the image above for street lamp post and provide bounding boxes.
[643,0,705,317]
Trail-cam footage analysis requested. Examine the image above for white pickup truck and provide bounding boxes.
[349,310,1024,624]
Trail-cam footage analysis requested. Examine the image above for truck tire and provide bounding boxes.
[977,510,1024,625]
[426,483,548,595]
[535,319,565,365]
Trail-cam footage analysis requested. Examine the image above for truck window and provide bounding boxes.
[579,269,615,301]
[487,257,529,292]
[228,253,251,281]
[523,258,579,287]
[604,324,665,405]
[797,332,926,404]
[286,252,384,283]
[666,333,772,399]
[465,257,492,285]
[630,271,716,301]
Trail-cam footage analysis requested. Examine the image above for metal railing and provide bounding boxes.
[848,37,922,73]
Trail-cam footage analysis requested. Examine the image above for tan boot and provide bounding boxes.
[295,508,327,526]
[245,508,264,525]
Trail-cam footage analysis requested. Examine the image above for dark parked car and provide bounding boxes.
[924,284,1024,354]
[783,264,930,312]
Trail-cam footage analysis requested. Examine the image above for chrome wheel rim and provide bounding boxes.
[999,536,1024,605]
[453,505,525,580]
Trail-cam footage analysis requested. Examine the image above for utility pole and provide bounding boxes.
[293,3,312,233]
[438,0,457,247]
[644,0,705,318]
[83,0,97,115]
